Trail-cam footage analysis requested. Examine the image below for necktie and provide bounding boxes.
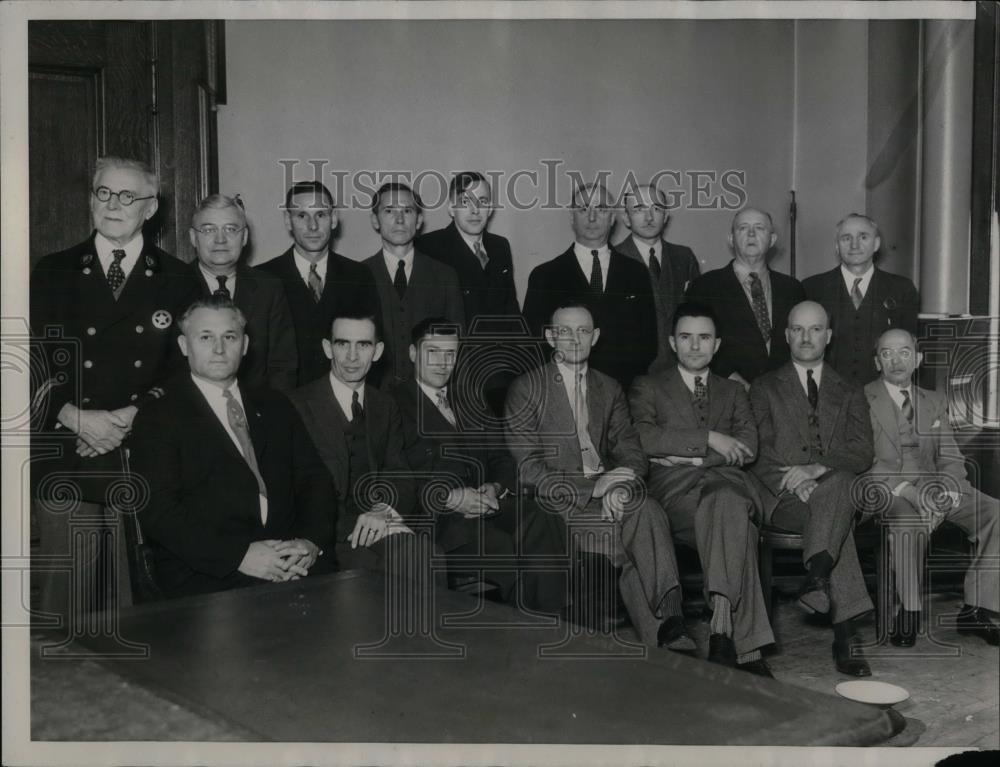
[214,275,231,299]
[589,250,603,293]
[223,389,268,522]
[473,240,489,269]
[351,390,365,422]
[435,389,457,427]
[308,263,323,302]
[900,389,914,424]
[806,369,819,412]
[107,249,127,294]
[748,272,771,341]
[693,375,708,402]
[394,259,407,300]
[850,277,864,310]
[572,372,603,475]
[648,247,661,281]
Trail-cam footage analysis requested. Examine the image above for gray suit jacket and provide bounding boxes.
[504,361,647,514]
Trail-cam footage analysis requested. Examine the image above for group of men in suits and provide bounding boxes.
[31,156,999,676]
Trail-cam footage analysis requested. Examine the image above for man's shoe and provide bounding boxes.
[657,616,697,652]
[737,659,775,678]
[833,638,872,677]
[889,608,919,647]
[797,574,831,615]
[707,634,737,666]
[956,606,1000,646]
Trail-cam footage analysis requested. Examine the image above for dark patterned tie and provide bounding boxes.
[107,249,127,293]
[214,275,231,298]
[806,368,819,412]
[308,263,323,302]
[851,277,864,310]
[648,247,661,281]
[900,389,914,424]
[394,259,407,300]
[748,272,771,341]
[589,250,603,293]
[351,390,365,422]
[694,375,708,402]
[473,240,489,269]
[223,389,268,522]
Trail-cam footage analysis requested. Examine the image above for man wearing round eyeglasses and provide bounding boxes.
[30,156,197,626]
[188,194,297,391]
[862,328,999,647]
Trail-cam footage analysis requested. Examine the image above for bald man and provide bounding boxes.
[686,207,805,388]
[750,301,875,675]
[862,329,999,647]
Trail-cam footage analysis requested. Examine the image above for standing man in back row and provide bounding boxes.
[257,181,381,386]
[803,213,920,388]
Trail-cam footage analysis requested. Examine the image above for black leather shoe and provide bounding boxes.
[737,659,775,678]
[956,606,1000,646]
[833,638,872,677]
[889,608,919,647]
[707,634,737,666]
[797,574,831,615]
[657,616,696,652]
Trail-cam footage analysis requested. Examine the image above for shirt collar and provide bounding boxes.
[555,359,588,383]
[328,373,364,420]
[199,264,236,292]
[732,258,769,283]
[293,248,328,282]
[841,263,875,294]
[792,361,824,391]
[882,379,912,399]
[417,379,447,404]
[382,247,414,270]
[95,232,144,274]
[456,229,482,255]
[677,366,708,393]
[190,372,240,401]
[631,236,661,265]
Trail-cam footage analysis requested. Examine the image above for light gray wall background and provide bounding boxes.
[216,18,944,301]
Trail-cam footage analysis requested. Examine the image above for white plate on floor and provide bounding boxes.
[835,680,910,706]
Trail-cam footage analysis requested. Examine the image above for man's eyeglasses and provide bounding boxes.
[553,326,595,338]
[191,224,247,238]
[92,186,155,207]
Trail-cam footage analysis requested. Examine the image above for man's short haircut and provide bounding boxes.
[191,193,248,227]
[621,182,668,208]
[571,182,611,209]
[449,172,489,202]
[284,180,335,210]
[730,206,775,231]
[93,156,159,196]
[177,295,247,334]
[836,212,882,241]
[329,311,382,343]
[371,182,423,213]
[411,316,460,346]
[671,302,719,335]
[548,298,597,327]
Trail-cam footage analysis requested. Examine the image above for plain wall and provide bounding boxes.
[217,19,796,300]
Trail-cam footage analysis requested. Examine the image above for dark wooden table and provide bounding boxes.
[33,571,899,745]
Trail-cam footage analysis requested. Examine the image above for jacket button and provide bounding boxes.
[135,325,144,334]
[86,327,96,336]
[83,360,93,369]
[134,360,142,368]
[130,394,139,401]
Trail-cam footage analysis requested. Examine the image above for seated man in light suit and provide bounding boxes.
[287,312,417,571]
[863,328,999,647]
[505,301,693,650]
[750,301,875,676]
[129,296,334,598]
[629,302,774,676]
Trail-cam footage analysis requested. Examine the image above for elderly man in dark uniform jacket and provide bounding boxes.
[30,156,197,624]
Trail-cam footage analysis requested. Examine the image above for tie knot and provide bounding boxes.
[853,277,863,288]
[310,263,319,275]
[223,387,233,400]
[397,259,405,270]
[807,368,814,380]
[352,390,359,404]
[901,389,911,401]
[695,375,703,386]
[217,275,227,288]
[649,247,656,258]
[111,249,126,263]
[591,249,599,258]
[749,271,761,284]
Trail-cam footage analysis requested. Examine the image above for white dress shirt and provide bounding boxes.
[329,373,364,422]
[199,264,237,296]
[293,248,328,286]
[631,236,662,269]
[792,361,824,396]
[573,242,610,290]
[841,263,875,299]
[95,232,142,280]
[382,248,415,281]
[678,366,710,395]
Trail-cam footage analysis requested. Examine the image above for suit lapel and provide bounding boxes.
[664,368,699,427]
[363,384,387,472]
[778,365,814,447]
[585,368,607,451]
[706,373,728,429]
[817,369,845,450]
[559,247,591,291]
[184,377,248,466]
[545,363,578,439]
[241,388,268,463]
[234,265,258,312]
[914,386,937,466]
[867,381,901,456]
[308,378,351,490]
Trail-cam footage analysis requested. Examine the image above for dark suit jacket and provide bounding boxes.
[629,367,760,514]
[749,362,874,521]
[522,246,658,389]
[686,261,805,383]
[129,375,335,597]
[192,262,298,391]
[615,236,701,371]
[505,361,647,514]
[287,376,418,537]
[30,233,198,502]
[364,250,466,387]
[802,266,920,388]
[255,248,381,386]
[416,222,521,334]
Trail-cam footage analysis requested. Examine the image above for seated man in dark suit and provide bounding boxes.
[363,182,465,388]
[522,182,657,390]
[629,302,774,676]
[750,301,875,676]
[393,317,567,609]
[803,213,920,388]
[686,207,805,388]
[256,180,381,386]
[863,329,999,647]
[189,194,297,390]
[129,296,334,598]
[506,302,693,650]
[287,311,418,571]
[616,182,701,372]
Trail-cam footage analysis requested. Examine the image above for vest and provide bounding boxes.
[341,415,371,539]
